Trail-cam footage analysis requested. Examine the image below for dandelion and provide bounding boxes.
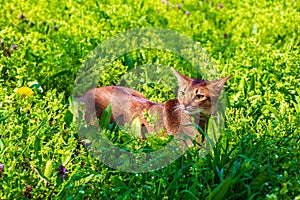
[56,164,67,180]
[16,87,34,96]
[22,105,31,113]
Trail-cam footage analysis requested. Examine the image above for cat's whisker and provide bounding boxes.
[171,105,181,114]
[174,107,181,113]
[172,103,180,109]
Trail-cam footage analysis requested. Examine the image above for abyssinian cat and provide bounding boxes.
[77,68,231,147]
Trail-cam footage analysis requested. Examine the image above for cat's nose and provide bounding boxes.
[182,103,189,109]
[182,102,189,108]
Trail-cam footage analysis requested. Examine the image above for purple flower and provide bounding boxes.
[56,164,67,180]
[19,13,26,21]
[26,185,33,192]
[161,0,166,3]
[24,185,33,198]
[4,48,11,57]
[53,26,59,31]
[12,44,18,50]
[223,33,228,38]
[177,4,181,10]
[29,22,34,27]
[218,3,223,8]
[166,1,170,6]
[185,11,190,15]
[0,164,4,172]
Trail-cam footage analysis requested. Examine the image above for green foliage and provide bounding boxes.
[0,0,299,199]
[99,103,112,129]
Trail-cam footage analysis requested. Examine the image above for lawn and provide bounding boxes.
[0,0,299,199]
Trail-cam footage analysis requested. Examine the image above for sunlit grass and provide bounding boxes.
[0,0,299,199]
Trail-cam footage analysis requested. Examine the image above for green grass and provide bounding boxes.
[0,0,300,199]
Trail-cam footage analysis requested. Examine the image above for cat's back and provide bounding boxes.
[78,86,146,103]
[78,86,161,121]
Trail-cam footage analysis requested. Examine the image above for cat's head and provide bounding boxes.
[172,68,231,116]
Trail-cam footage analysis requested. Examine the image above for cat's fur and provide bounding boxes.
[77,68,231,146]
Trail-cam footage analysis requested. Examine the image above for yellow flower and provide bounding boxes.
[22,105,31,112]
[16,87,34,96]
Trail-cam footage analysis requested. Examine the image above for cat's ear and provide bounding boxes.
[171,68,190,85]
[208,75,232,95]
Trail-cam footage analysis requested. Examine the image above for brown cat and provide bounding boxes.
[77,68,231,147]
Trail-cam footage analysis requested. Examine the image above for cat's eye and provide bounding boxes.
[195,94,204,99]
[180,91,185,96]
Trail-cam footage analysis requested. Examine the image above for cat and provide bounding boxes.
[77,68,231,148]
